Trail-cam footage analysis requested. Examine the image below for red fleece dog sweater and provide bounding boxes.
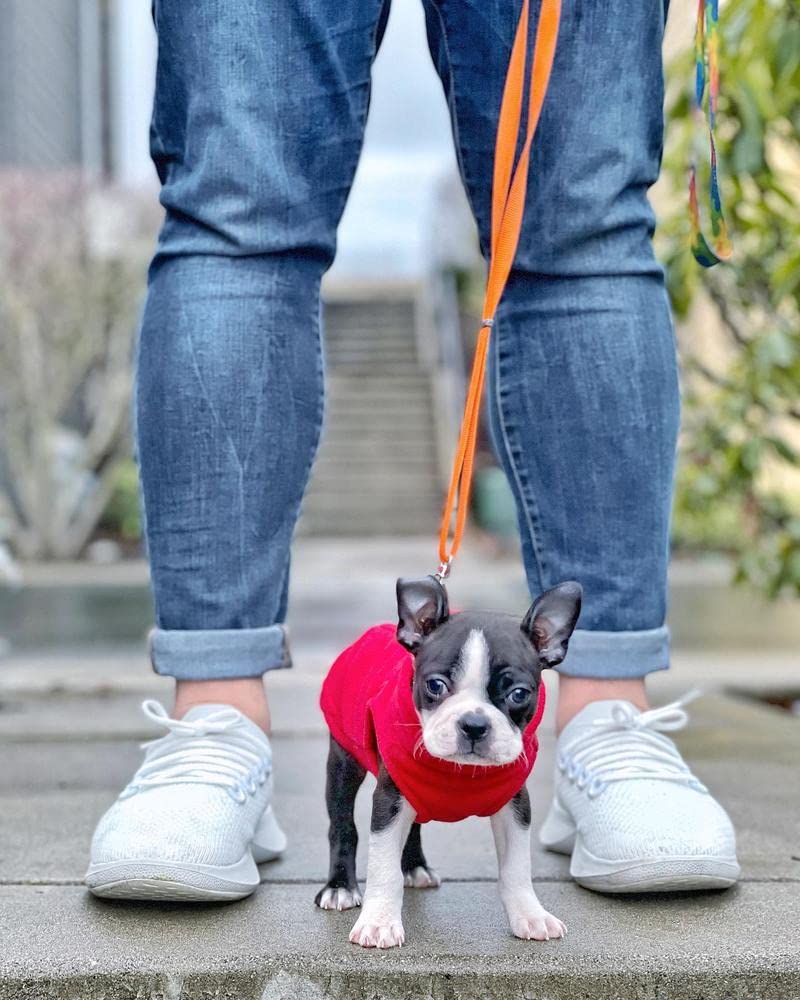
[320,623,545,823]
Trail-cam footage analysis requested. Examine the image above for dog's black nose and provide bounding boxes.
[458,712,490,742]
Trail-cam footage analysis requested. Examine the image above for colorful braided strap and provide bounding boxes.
[690,0,733,267]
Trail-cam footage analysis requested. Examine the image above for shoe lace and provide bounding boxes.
[557,690,708,799]
[120,700,271,804]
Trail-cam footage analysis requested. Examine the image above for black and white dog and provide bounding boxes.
[315,575,582,949]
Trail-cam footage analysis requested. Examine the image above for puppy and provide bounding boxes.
[315,574,582,949]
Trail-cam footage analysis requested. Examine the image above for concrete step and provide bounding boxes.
[325,374,431,392]
[2,882,797,1000]
[1,685,798,997]
[298,524,439,538]
[310,453,438,471]
[327,362,423,377]
[326,351,419,368]
[328,369,430,392]
[320,407,433,426]
[301,479,440,495]
[299,508,441,530]
[308,472,438,489]
[324,324,417,340]
[298,513,441,536]
[326,337,418,357]
[324,387,432,406]
[326,322,416,338]
[323,312,419,369]
[324,300,416,331]
[326,339,416,354]
[298,518,440,534]
[325,314,416,337]
[318,419,433,439]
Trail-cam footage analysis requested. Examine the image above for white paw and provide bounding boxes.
[349,912,405,949]
[315,886,362,911]
[509,909,567,941]
[403,866,441,889]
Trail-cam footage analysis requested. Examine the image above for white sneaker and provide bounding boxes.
[539,695,740,893]
[85,701,287,901]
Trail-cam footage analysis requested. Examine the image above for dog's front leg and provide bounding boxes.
[491,788,566,941]
[349,764,415,949]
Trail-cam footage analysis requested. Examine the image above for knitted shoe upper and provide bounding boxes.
[90,702,273,867]
[552,695,737,861]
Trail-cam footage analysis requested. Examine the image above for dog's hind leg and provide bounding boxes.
[401,822,441,888]
[315,736,366,911]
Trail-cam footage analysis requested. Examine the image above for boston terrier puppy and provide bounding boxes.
[315,574,582,949]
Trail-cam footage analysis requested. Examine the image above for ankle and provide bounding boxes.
[555,676,648,736]
[174,678,271,734]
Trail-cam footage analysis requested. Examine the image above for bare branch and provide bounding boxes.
[0,171,158,559]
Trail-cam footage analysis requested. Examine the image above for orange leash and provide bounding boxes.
[436,0,561,579]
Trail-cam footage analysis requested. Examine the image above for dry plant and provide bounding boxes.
[0,171,159,558]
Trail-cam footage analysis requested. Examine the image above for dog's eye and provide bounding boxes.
[425,676,449,699]
[508,686,531,706]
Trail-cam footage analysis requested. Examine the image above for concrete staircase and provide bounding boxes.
[299,290,444,537]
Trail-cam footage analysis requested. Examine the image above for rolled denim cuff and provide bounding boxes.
[149,624,291,680]
[557,625,669,679]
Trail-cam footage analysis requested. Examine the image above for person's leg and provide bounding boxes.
[422,0,678,704]
[424,0,739,892]
[87,0,389,902]
[138,0,390,724]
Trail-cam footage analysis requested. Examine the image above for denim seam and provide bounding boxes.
[427,0,485,244]
[324,0,390,233]
[237,278,279,629]
[492,317,549,585]
[295,276,326,522]
[180,295,254,626]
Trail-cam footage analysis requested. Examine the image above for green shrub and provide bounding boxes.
[660,0,800,596]
[99,459,142,543]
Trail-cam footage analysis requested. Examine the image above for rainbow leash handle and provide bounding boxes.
[690,0,732,267]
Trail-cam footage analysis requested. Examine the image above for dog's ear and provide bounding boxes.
[396,576,449,652]
[521,581,582,667]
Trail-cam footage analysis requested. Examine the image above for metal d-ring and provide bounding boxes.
[434,557,452,583]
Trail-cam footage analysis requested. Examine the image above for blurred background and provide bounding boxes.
[1,6,798,986]
[0,0,797,689]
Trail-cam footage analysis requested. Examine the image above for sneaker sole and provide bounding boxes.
[85,851,260,902]
[540,798,740,894]
[571,840,741,893]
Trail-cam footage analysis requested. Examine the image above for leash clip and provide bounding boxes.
[434,557,452,583]
[481,317,495,328]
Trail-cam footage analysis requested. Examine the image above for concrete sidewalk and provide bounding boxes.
[1,541,799,998]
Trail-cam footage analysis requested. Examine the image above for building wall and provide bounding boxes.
[0,1,84,167]
[107,0,156,185]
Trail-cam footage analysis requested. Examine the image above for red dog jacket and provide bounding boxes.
[320,623,545,823]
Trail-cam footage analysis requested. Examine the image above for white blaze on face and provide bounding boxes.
[420,628,524,766]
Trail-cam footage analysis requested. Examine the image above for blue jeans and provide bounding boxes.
[139,0,679,682]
